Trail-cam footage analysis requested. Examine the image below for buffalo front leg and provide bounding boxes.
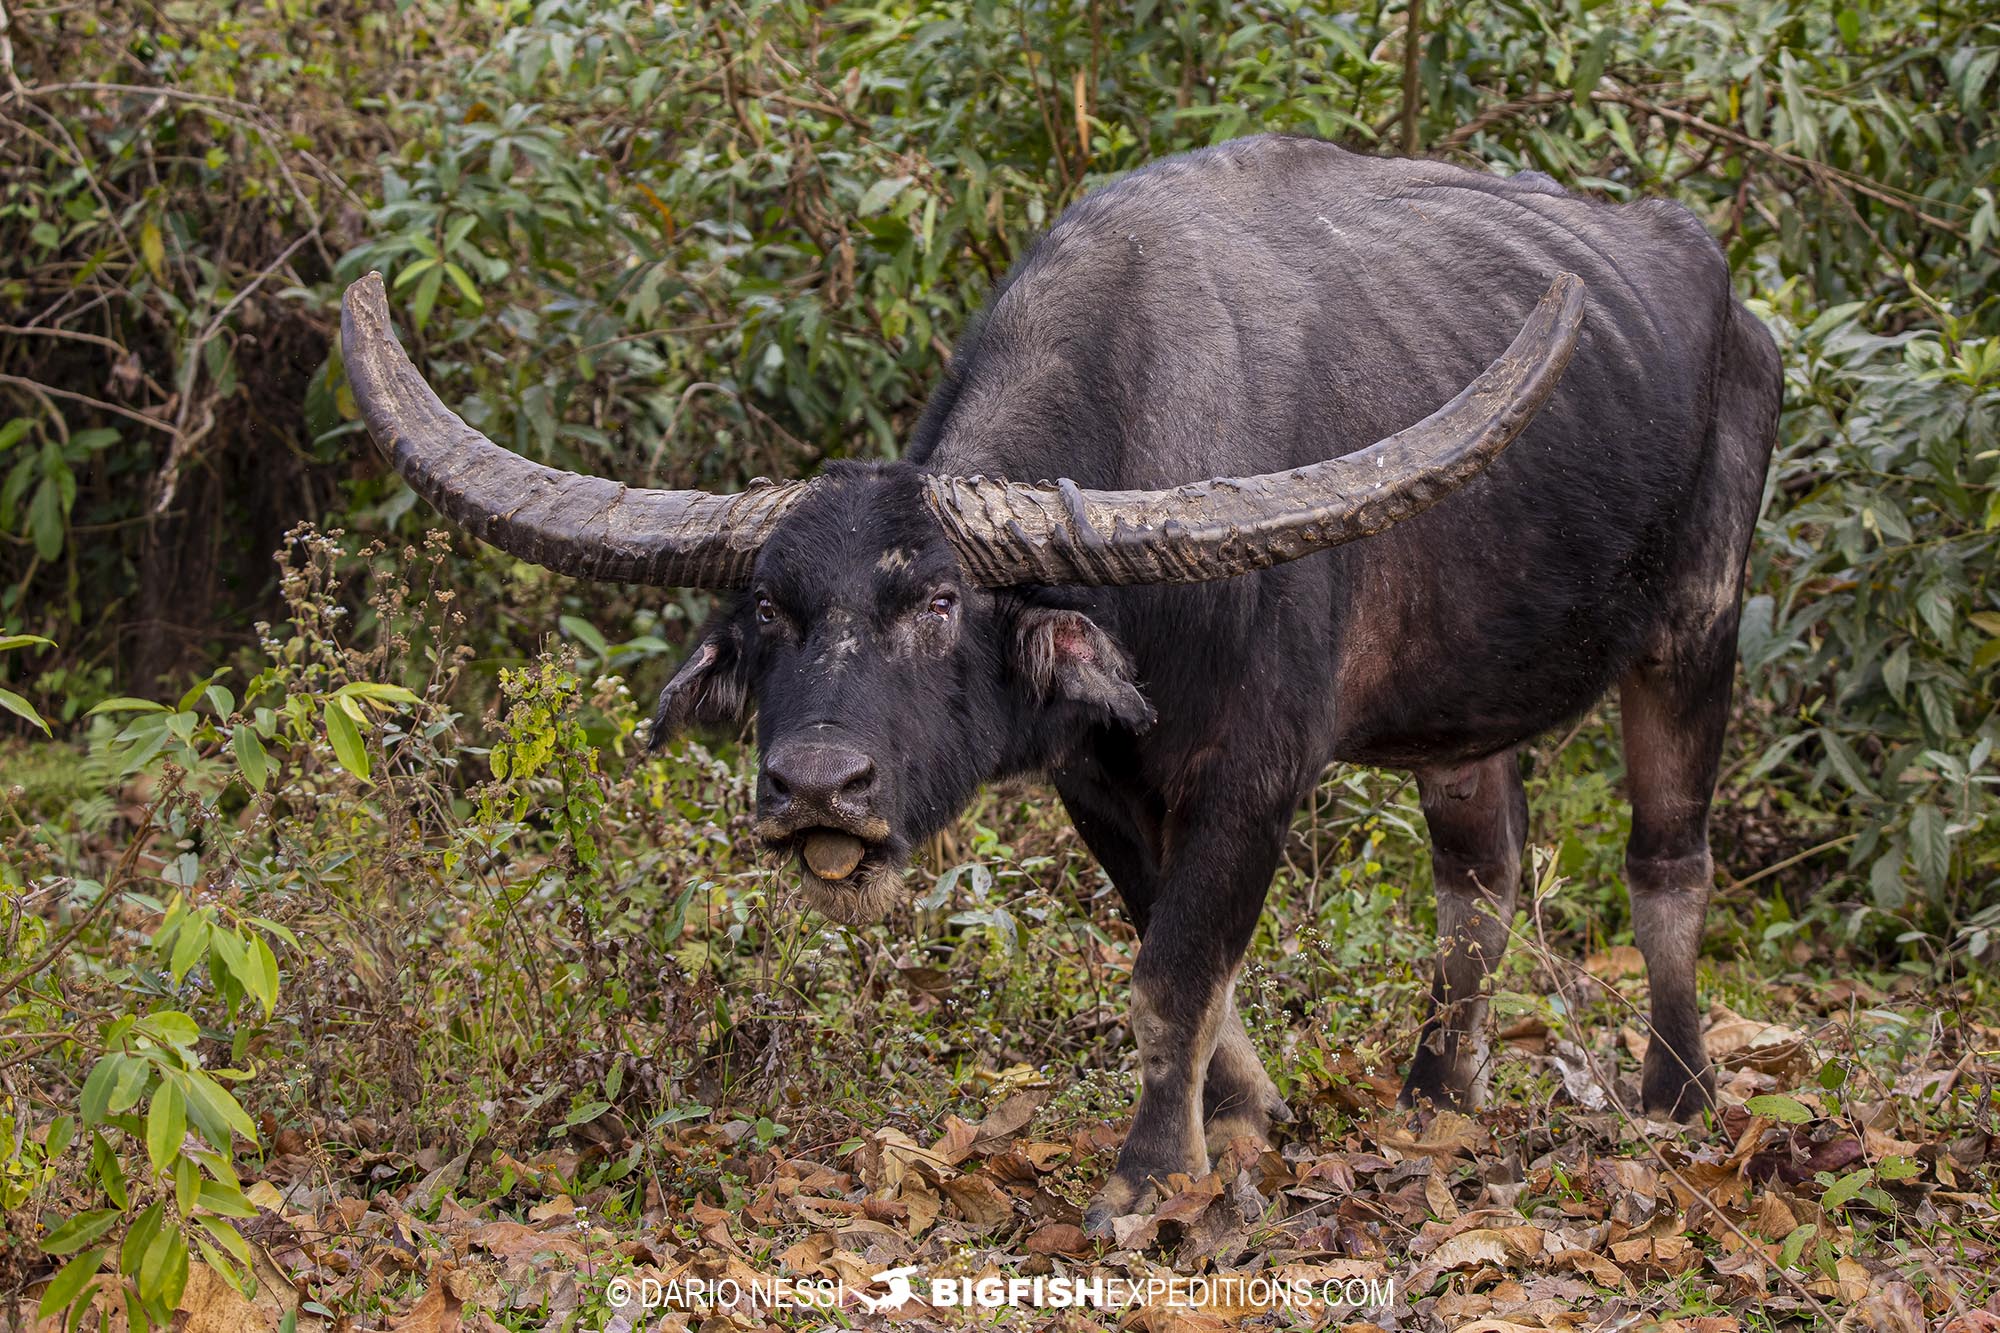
[1082,798,1289,1234]
[1401,753,1527,1110]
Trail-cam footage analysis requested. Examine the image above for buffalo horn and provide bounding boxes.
[340,271,806,589]
[924,272,1587,587]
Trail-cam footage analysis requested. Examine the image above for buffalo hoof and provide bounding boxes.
[1641,1052,1716,1122]
[1081,1173,1160,1238]
[1203,1088,1294,1158]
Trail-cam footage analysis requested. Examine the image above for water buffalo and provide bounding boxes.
[341,134,1780,1229]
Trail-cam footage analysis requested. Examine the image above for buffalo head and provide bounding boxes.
[338,270,1583,923]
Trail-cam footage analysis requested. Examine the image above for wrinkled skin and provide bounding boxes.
[650,136,1780,1232]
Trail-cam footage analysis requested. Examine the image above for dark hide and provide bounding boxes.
[654,136,1781,1226]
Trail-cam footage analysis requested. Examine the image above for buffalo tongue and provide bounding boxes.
[802,831,866,881]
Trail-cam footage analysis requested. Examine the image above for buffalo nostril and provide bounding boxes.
[766,743,874,811]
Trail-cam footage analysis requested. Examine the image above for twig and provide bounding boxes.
[0,785,173,1004]
[152,230,316,513]
[0,323,128,355]
[1437,85,1972,240]
[1724,833,1858,894]
[0,372,174,434]
[0,0,25,99]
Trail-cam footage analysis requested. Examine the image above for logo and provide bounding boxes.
[857,1266,922,1314]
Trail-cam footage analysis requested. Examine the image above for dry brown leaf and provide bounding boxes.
[386,1272,462,1333]
[777,1231,834,1275]
[1424,1170,1460,1221]
[1855,1278,1927,1333]
[1805,1256,1872,1303]
[1429,1229,1511,1272]
[469,1220,587,1265]
[526,1195,574,1224]
[971,1089,1048,1147]
[1380,1109,1487,1160]
[940,1172,1015,1229]
[1025,1222,1090,1257]
[1752,1190,1798,1241]
[1583,945,1646,981]
[177,1263,280,1333]
[1547,1247,1628,1290]
[1703,1005,1809,1073]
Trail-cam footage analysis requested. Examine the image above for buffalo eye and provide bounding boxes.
[926,592,957,620]
[755,595,777,625]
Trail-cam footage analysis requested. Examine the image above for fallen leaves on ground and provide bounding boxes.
[19,1005,1996,1332]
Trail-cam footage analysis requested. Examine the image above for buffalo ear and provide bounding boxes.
[1015,607,1156,733]
[649,625,748,748]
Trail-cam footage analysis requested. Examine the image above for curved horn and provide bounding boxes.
[925,272,1586,587]
[340,271,807,589]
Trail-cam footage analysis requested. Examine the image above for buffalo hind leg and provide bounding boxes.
[1400,753,1527,1110]
[1202,992,1293,1156]
[1621,642,1732,1119]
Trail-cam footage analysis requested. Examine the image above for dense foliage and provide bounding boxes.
[1,0,1997,1325]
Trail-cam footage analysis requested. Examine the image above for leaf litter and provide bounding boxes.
[16,952,1998,1333]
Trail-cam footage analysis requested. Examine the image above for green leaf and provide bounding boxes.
[37,1248,106,1319]
[411,263,445,332]
[1877,1155,1922,1181]
[85,697,169,716]
[245,932,280,1018]
[1745,1093,1815,1124]
[1821,1166,1874,1209]
[1779,1220,1815,1269]
[563,1099,612,1129]
[0,686,51,735]
[41,1209,121,1255]
[0,632,55,651]
[232,723,270,791]
[196,1216,257,1270]
[148,1079,187,1174]
[46,1115,75,1160]
[174,1068,259,1151]
[29,478,64,559]
[138,1211,189,1313]
[80,1053,130,1124]
[169,916,211,984]
[1908,803,1950,890]
[209,926,250,994]
[323,699,370,780]
[90,1132,127,1209]
[196,1179,259,1218]
[442,262,483,307]
[176,1153,200,1215]
[335,681,421,708]
[137,1010,200,1050]
[857,175,912,216]
[121,1201,164,1277]
[558,615,610,661]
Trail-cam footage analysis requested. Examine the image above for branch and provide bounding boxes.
[0,372,175,435]
[1437,85,1972,241]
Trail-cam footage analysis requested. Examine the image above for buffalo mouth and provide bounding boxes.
[762,824,907,926]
